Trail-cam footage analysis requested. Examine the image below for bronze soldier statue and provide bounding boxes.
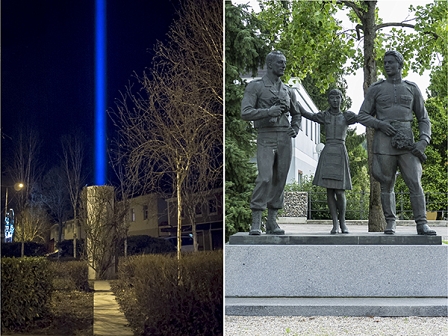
[241,50,301,235]
[358,50,436,235]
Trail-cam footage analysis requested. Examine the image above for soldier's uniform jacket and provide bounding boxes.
[358,79,431,155]
[241,75,301,132]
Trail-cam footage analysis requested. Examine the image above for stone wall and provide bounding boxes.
[281,191,308,218]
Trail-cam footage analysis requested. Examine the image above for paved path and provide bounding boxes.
[93,280,134,336]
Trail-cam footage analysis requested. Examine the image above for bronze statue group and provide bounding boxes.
[241,50,436,236]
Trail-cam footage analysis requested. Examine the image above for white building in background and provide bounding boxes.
[242,71,321,185]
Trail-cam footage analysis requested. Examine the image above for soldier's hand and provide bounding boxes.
[287,126,298,138]
[268,105,283,117]
[412,140,428,162]
[378,121,397,136]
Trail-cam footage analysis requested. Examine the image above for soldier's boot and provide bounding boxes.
[249,210,262,235]
[382,192,397,234]
[411,195,437,236]
[265,209,285,235]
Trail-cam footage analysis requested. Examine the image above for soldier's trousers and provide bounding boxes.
[372,152,427,224]
[250,130,292,211]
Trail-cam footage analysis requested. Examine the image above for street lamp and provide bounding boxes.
[3,183,24,243]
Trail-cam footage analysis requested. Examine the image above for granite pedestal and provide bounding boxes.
[225,232,448,316]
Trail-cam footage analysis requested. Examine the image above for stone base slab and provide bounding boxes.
[228,232,442,245]
[225,244,448,298]
[226,297,448,317]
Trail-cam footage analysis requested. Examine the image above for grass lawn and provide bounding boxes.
[2,285,93,336]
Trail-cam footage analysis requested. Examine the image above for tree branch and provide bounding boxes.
[375,22,439,39]
[338,0,365,19]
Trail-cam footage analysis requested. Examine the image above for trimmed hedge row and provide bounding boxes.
[1,242,47,258]
[1,257,53,332]
[48,260,90,291]
[119,235,176,256]
[116,251,223,335]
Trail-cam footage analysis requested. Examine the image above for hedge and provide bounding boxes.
[48,260,90,291]
[1,257,53,332]
[1,241,47,258]
[119,235,176,256]
[116,251,223,335]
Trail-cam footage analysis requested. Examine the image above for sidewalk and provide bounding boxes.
[93,281,134,336]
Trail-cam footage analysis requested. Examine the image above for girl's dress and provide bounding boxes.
[302,110,357,190]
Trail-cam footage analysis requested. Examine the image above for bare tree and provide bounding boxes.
[110,0,222,261]
[41,165,71,251]
[14,195,50,245]
[61,131,87,258]
[6,127,43,256]
[182,144,222,252]
[154,0,223,111]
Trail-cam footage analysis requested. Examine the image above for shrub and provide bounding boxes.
[1,241,47,258]
[117,251,223,335]
[119,235,176,256]
[55,239,85,258]
[48,260,90,291]
[1,257,54,332]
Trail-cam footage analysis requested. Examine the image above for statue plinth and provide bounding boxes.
[225,232,448,316]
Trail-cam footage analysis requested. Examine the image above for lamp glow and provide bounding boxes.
[95,0,106,185]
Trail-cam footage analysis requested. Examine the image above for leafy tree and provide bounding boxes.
[345,129,369,192]
[225,2,271,239]
[254,0,446,231]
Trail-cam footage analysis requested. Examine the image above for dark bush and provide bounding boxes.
[116,251,223,336]
[1,241,47,258]
[1,257,54,332]
[119,235,176,256]
[48,260,90,291]
[55,239,85,258]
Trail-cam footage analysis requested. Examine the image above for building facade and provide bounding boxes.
[50,188,223,252]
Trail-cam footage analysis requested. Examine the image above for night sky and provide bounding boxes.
[2,0,180,184]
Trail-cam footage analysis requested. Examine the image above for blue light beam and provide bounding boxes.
[95,0,106,185]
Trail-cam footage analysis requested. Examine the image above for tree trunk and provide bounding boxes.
[73,210,78,258]
[176,173,182,262]
[361,0,386,232]
[58,219,63,258]
[192,221,198,252]
[124,236,128,258]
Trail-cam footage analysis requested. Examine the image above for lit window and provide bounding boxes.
[130,208,135,222]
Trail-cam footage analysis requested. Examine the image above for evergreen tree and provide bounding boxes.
[225,2,270,239]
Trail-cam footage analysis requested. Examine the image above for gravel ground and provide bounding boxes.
[225,316,448,336]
